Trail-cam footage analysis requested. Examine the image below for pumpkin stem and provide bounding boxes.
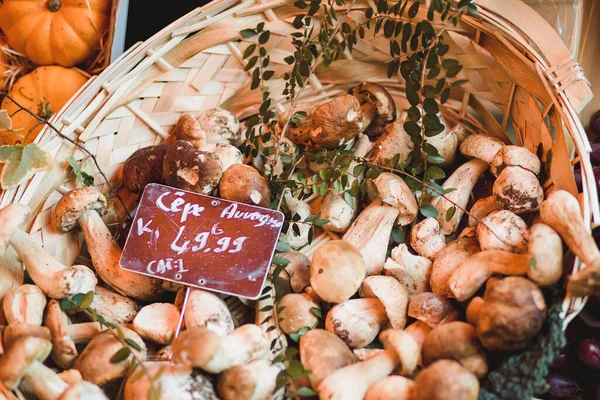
[46,0,61,12]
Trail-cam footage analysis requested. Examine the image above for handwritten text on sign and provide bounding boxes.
[120,183,284,299]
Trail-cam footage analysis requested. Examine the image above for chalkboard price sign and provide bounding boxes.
[120,183,285,299]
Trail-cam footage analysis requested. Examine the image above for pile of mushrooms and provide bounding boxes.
[0,82,597,400]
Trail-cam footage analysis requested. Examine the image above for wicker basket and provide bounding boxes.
[0,0,596,389]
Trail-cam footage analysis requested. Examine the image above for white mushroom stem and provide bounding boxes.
[256,279,286,360]
[8,230,97,299]
[283,191,311,249]
[67,323,105,343]
[23,361,68,400]
[342,200,400,276]
[459,134,505,164]
[431,159,488,235]
[384,244,432,299]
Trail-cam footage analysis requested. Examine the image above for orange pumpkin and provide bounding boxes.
[0,0,111,67]
[1,66,88,145]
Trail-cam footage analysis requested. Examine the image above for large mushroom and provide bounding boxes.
[366,172,418,227]
[409,217,446,261]
[407,292,458,329]
[122,144,168,193]
[219,164,271,208]
[278,102,320,146]
[175,109,242,147]
[414,360,479,400]
[476,210,529,253]
[0,204,96,299]
[277,293,320,334]
[364,376,415,400]
[359,275,409,329]
[527,223,563,287]
[162,140,223,194]
[54,188,164,301]
[459,134,505,164]
[369,122,414,167]
[3,284,46,325]
[184,289,234,337]
[132,303,180,345]
[430,237,480,297]
[325,298,388,349]
[200,143,243,173]
[348,82,396,138]
[311,94,364,148]
[90,286,140,325]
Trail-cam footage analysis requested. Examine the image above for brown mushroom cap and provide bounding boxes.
[476,210,529,253]
[122,145,169,193]
[325,298,388,349]
[379,329,420,376]
[299,329,357,388]
[219,164,271,208]
[53,188,107,232]
[310,240,366,303]
[366,172,418,226]
[422,321,487,377]
[349,82,396,138]
[364,376,415,400]
[311,94,363,149]
[278,293,320,334]
[171,328,221,368]
[475,277,546,351]
[0,336,51,390]
[91,286,140,325]
[414,360,479,400]
[217,359,281,400]
[162,140,223,194]
[3,323,51,348]
[174,113,207,148]
[490,145,541,177]
[493,166,544,214]
[272,251,310,295]
[132,303,180,345]
[408,292,458,328]
[279,102,320,146]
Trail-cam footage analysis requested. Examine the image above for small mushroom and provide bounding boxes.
[90,286,140,324]
[359,276,409,329]
[408,293,458,329]
[217,359,281,400]
[430,237,480,297]
[197,108,243,146]
[200,143,243,173]
[422,322,487,377]
[184,289,234,337]
[384,244,432,299]
[459,134,505,164]
[369,122,414,167]
[3,324,51,347]
[474,277,546,351]
[343,200,400,275]
[162,140,223,194]
[74,328,147,385]
[431,159,489,235]
[325,298,388,349]
[54,188,163,301]
[317,329,420,400]
[468,196,504,226]
[45,299,104,368]
[0,204,97,299]
[311,94,363,148]
[279,102,320,146]
[133,303,180,345]
[409,217,446,261]
[278,293,320,334]
[414,360,479,400]
[476,210,529,253]
[364,376,415,400]
[366,172,418,226]
[272,251,310,295]
[3,284,46,325]
[122,144,168,193]
[493,166,544,214]
[174,113,207,148]
[448,250,532,301]
[490,145,540,177]
[527,223,563,287]
[219,164,270,207]
[426,120,459,168]
[57,381,108,400]
[310,240,366,303]
[299,329,357,389]
[171,324,268,374]
[348,82,396,138]
[540,190,600,296]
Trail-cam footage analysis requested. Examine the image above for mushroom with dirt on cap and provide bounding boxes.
[348,82,396,138]
[369,122,415,168]
[325,298,388,349]
[0,204,97,299]
[132,303,180,345]
[407,292,458,329]
[53,187,164,302]
[219,164,271,207]
[200,143,243,173]
[90,286,140,325]
[409,217,446,261]
[476,210,529,253]
[279,102,320,146]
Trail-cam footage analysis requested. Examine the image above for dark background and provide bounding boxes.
[124,0,210,49]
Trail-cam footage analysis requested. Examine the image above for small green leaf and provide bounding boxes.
[403,121,421,136]
[427,166,446,180]
[391,227,406,244]
[529,257,537,270]
[446,206,456,221]
[407,1,420,18]
[240,29,255,37]
[313,218,330,227]
[310,307,322,318]
[129,369,145,383]
[59,298,73,311]
[427,154,446,164]
[423,98,439,114]
[125,338,143,352]
[420,204,438,218]
[276,240,292,252]
[259,31,271,44]
[272,255,290,266]
[243,44,257,59]
[298,387,318,397]
[467,3,478,15]
[263,70,275,80]
[260,305,273,312]
[79,291,95,309]
[0,144,53,189]
[407,106,421,122]
[452,79,468,87]
[440,88,451,104]
[71,293,85,306]
[110,347,131,363]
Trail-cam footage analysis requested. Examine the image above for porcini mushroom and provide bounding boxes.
[414,360,479,400]
[348,82,396,138]
[283,190,312,249]
[0,204,97,299]
[422,321,487,377]
[3,284,46,325]
[171,325,268,374]
[468,196,504,226]
[366,172,418,226]
[311,94,363,148]
[279,102,320,146]
[299,329,357,389]
[540,190,600,296]
[3,323,51,347]
[310,240,366,303]
[459,134,505,164]
[493,166,543,214]
[54,188,163,301]
[57,369,82,386]
[325,298,388,349]
[57,381,108,400]
[90,286,140,324]
[162,140,223,194]
[448,250,532,301]
[74,328,147,385]
[45,300,104,368]
[426,120,459,168]
[122,144,168,193]
[490,145,540,177]
[174,113,207,148]
[317,329,420,400]
[217,359,281,400]
[431,159,488,235]
[410,217,446,261]
[184,289,234,337]
[343,200,400,275]
[369,122,414,167]
[359,276,409,329]
[271,251,310,295]
[476,210,529,253]
[407,293,458,329]
[364,376,415,400]
[430,237,480,297]
[133,303,180,345]
[527,223,563,286]
[277,293,320,334]
[473,277,546,351]
[197,108,243,146]
[200,143,243,173]
[383,244,432,299]
[219,164,270,207]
